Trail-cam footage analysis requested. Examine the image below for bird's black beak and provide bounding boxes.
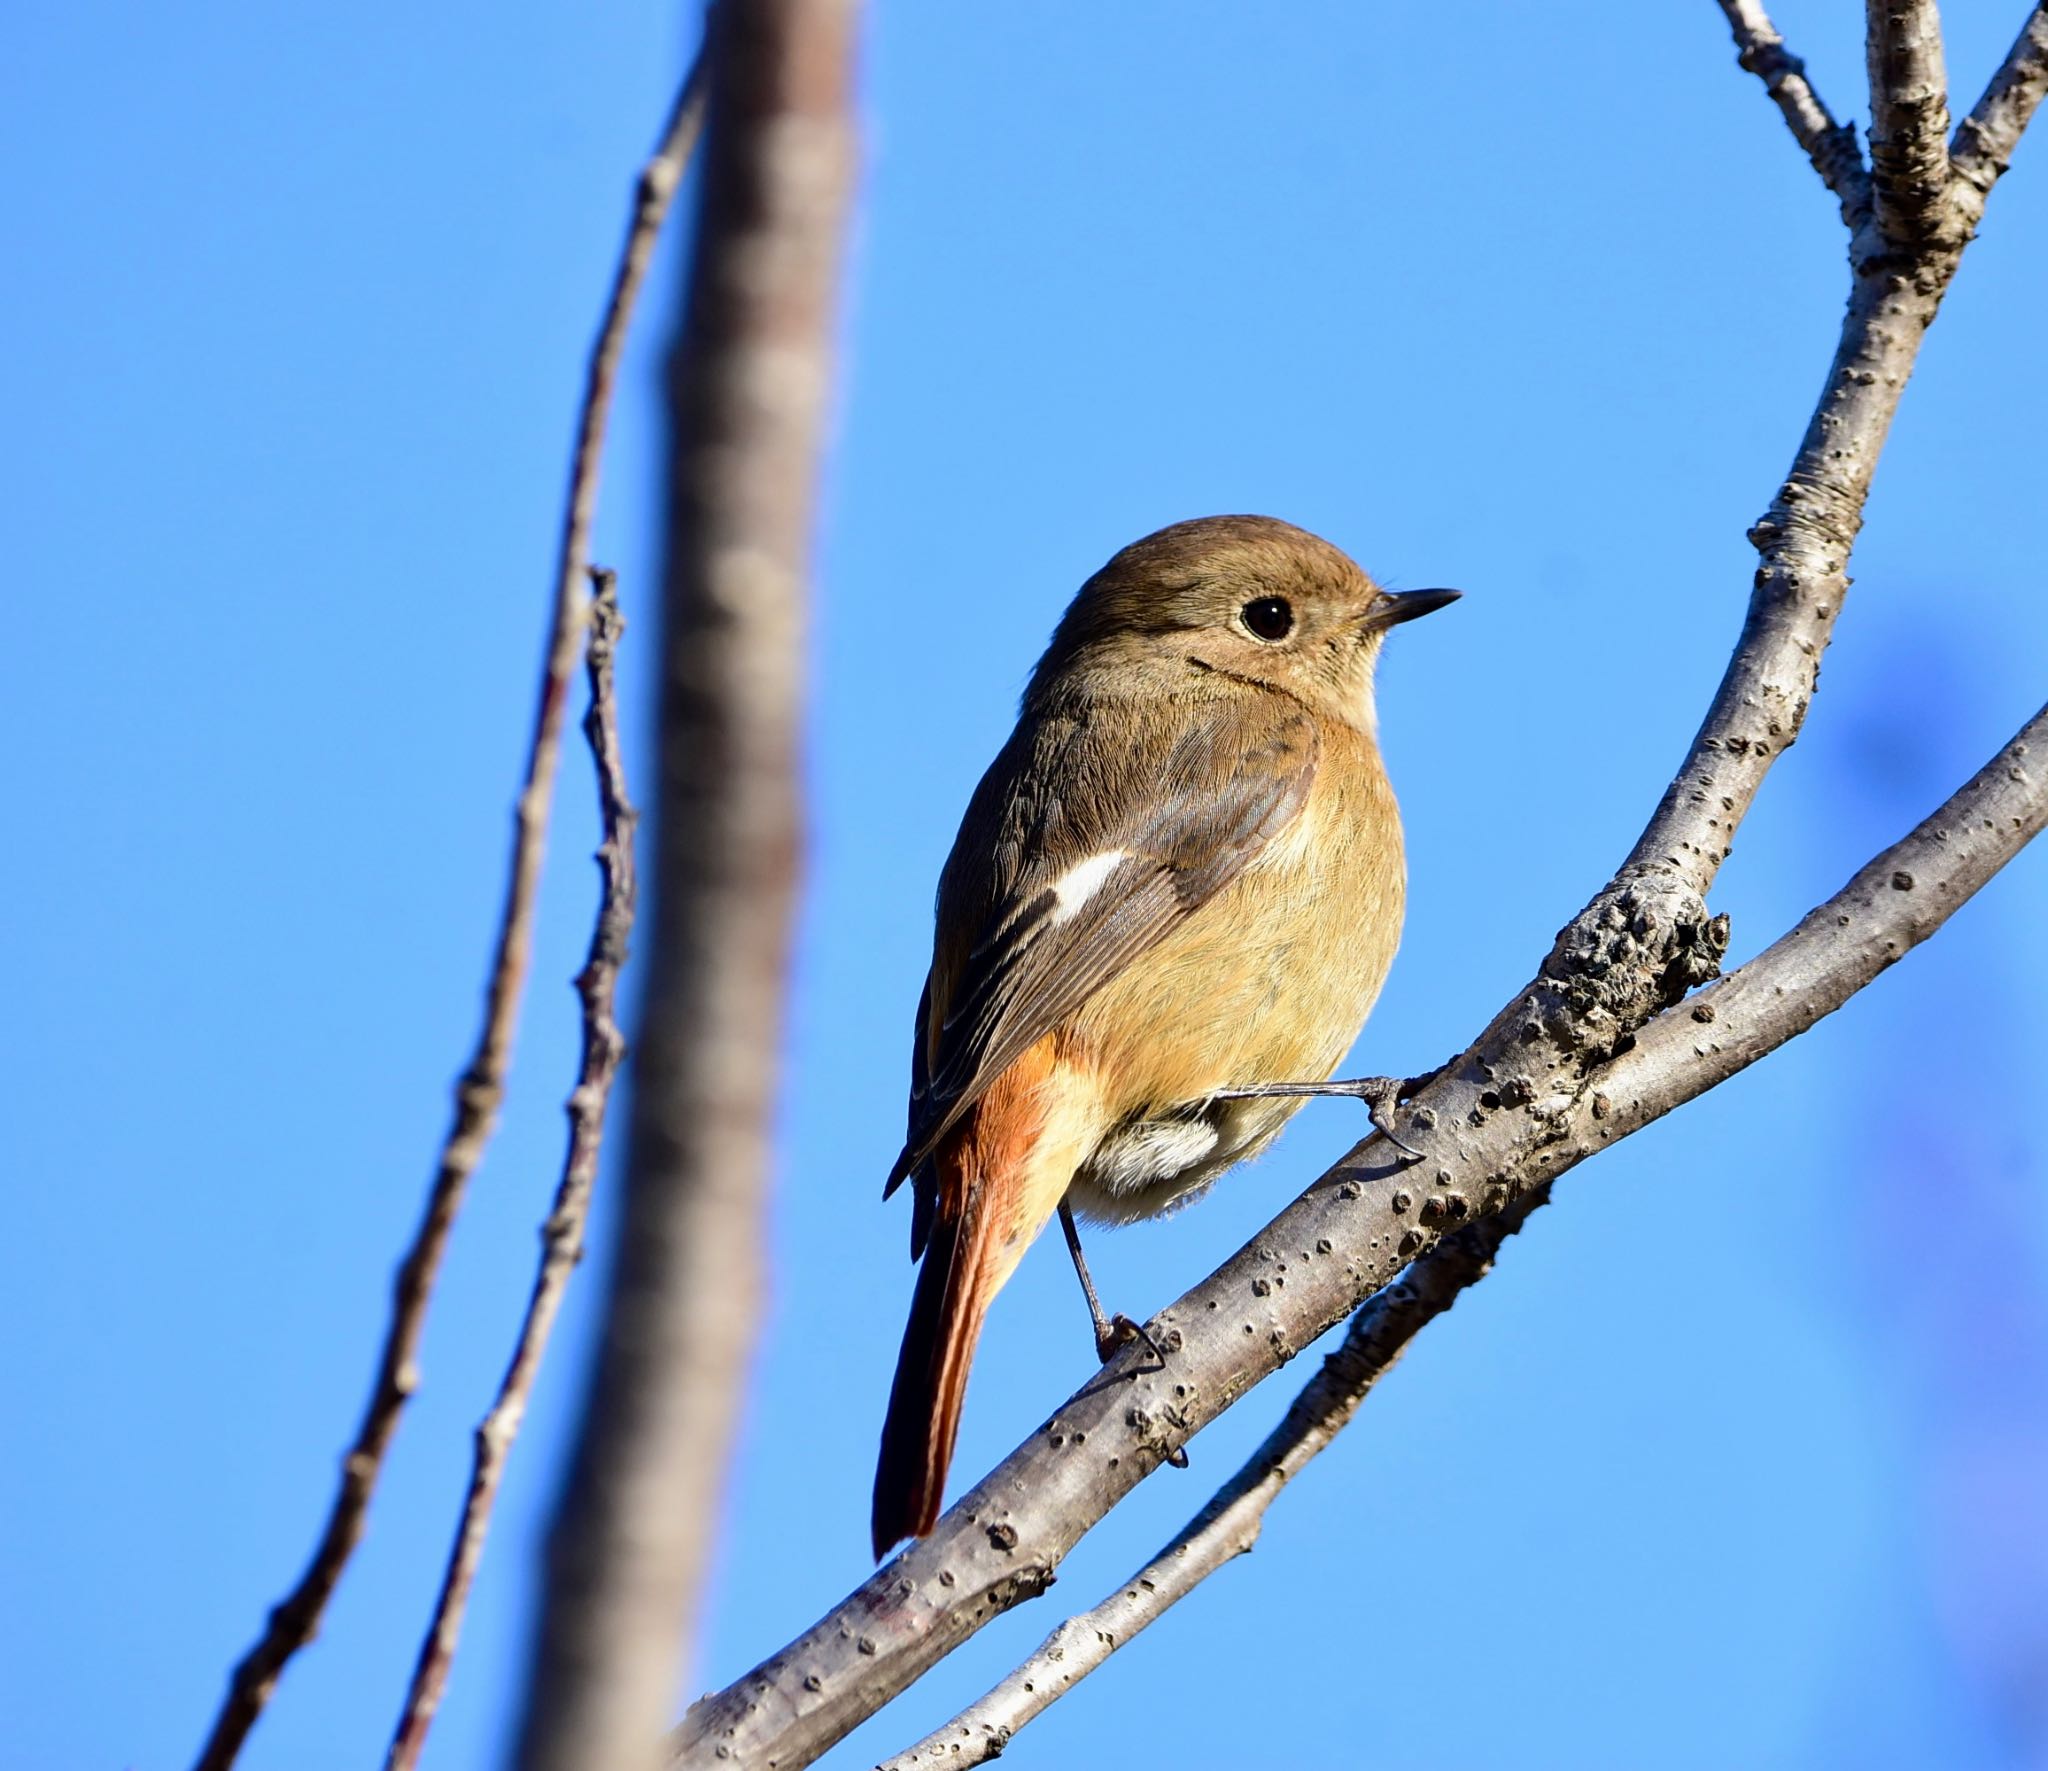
[1363,587,1461,631]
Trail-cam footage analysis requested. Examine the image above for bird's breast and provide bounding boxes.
[1065,730,1405,1221]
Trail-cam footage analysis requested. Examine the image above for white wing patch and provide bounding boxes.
[1048,849,1129,924]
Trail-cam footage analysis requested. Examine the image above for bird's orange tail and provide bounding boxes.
[870,1177,997,1560]
[873,1037,1086,1560]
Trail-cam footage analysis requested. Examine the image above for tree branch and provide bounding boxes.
[512,4,858,1769]
[665,9,2048,1765]
[881,19,2048,1751]
[1951,5,2048,213]
[885,694,2048,1767]
[676,697,2044,1771]
[1714,0,1871,217]
[883,1189,1551,1771]
[186,55,707,1771]
[385,570,638,1771]
[1587,705,2047,1133]
[1865,1,1961,252]
[1627,6,1980,896]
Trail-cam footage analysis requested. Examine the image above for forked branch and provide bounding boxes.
[668,7,2048,1767]
[891,694,2046,1767]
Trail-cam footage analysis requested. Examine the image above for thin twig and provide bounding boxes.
[883,1189,1551,1770]
[1864,0,1961,250]
[667,10,2048,1763]
[1714,0,1871,215]
[513,4,859,1768]
[385,569,639,1771]
[187,56,707,1771]
[1951,5,2048,210]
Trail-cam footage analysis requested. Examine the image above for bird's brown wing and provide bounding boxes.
[886,690,1318,1238]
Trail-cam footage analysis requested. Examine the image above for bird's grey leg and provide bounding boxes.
[1056,1197,1188,1466]
[1057,1197,1155,1363]
[1210,1064,1446,1161]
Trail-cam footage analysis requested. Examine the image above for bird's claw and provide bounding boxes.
[1097,1311,1169,1371]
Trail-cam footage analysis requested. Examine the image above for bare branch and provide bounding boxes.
[1714,0,1870,215]
[883,1189,1551,1771]
[1951,5,2048,214]
[674,686,2045,1771]
[513,4,859,1769]
[1623,8,1992,893]
[886,690,2048,1767]
[874,19,2048,1750]
[385,570,639,1771]
[1865,1,1961,250]
[667,14,2048,1758]
[1591,705,2048,1129]
[187,57,707,1771]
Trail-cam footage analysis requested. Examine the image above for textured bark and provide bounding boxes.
[1865,1,1960,250]
[667,8,2048,1766]
[510,5,857,1770]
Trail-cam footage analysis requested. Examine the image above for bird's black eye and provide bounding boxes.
[1240,596,1294,641]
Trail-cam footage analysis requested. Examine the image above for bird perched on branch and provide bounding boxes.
[872,515,1456,1559]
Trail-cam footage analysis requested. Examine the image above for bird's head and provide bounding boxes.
[1033,514,1457,731]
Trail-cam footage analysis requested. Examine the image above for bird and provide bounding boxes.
[871,514,1457,1559]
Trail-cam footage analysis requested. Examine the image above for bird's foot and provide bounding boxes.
[1210,1071,1433,1160]
[1095,1310,1165,1367]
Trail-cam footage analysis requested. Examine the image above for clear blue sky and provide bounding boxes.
[5,4,2046,1768]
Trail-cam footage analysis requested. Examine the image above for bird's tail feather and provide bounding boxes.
[871,1183,994,1560]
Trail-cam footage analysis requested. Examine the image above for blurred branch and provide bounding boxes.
[512,3,858,1769]
[668,7,2048,1766]
[385,570,638,1771]
[883,1189,1551,1771]
[187,53,708,1771]
[1714,0,1870,216]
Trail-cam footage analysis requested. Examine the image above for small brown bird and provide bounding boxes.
[872,515,1456,1558]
